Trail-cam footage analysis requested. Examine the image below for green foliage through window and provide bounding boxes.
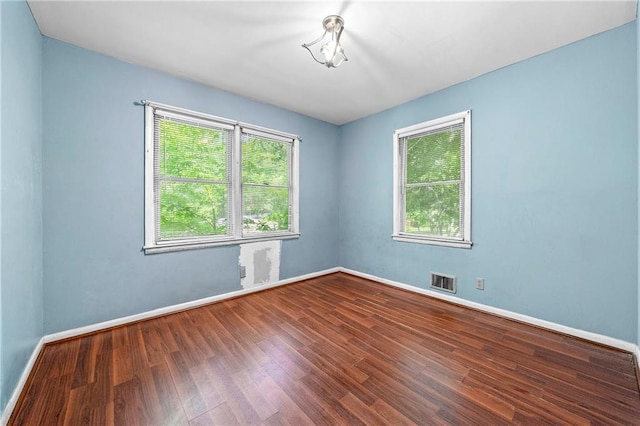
[242,136,290,234]
[158,119,231,239]
[404,128,462,238]
[147,106,297,251]
[394,110,471,247]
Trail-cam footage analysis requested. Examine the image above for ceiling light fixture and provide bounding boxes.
[302,15,348,68]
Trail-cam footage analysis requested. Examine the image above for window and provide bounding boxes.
[393,110,471,248]
[144,101,299,253]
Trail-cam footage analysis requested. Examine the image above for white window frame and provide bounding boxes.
[392,110,472,249]
[143,101,299,254]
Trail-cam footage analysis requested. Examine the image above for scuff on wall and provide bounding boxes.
[239,240,281,289]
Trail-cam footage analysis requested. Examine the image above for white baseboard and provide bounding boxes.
[339,267,640,355]
[1,267,339,424]
[1,337,44,426]
[3,265,638,425]
[44,267,340,343]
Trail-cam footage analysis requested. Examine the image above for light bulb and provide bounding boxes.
[321,41,346,67]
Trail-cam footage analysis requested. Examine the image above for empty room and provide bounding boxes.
[2,0,640,424]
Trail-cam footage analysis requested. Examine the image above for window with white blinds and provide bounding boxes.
[144,102,299,254]
[393,110,472,248]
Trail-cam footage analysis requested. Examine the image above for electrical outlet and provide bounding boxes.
[475,277,484,290]
[240,265,246,278]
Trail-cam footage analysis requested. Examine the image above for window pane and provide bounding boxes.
[243,186,290,233]
[406,128,461,184]
[146,103,300,253]
[159,181,229,239]
[159,119,229,182]
[405,185,461,237]
[242,137,289,185]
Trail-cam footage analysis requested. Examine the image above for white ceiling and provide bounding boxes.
[28,1,637,125]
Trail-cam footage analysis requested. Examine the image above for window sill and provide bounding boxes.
[144,233,300,254]
[392,234,472,249]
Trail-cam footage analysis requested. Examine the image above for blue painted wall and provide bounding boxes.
[42,38,340,334]
[0,2,637,414]
[41,22,640,343]
[0,0,4,408]
[0,1,43,413]
[340,23,638,343]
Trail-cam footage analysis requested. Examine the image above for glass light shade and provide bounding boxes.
[302,15,348,68]
[320,40,346,68]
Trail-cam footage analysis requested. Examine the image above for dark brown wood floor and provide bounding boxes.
[9,272,640,425]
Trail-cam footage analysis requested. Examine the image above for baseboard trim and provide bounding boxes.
[1,337,45,426]
[43,265,640,355]
[339,267,640,355]
[3,266,640,424]
[44,267,340,344]
[3,268,337,424]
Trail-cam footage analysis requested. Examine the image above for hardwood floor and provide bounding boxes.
[9,272,640,425]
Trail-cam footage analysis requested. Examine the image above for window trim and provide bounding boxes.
[143,101,299,254]
[392,110,472,249]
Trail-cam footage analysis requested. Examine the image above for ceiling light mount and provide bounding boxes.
[302,15,348,68]
[321,15,343,33]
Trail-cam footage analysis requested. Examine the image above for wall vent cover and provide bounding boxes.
[430,272,457,294]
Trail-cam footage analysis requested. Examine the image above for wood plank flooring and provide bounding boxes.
[9,272,640,424]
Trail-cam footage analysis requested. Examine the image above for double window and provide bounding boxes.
[144,102,299,253]
[393,110,472,248]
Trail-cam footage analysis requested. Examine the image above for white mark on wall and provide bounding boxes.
[239,240,281,289]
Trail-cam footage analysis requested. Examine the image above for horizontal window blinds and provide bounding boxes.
[400,121,465,239]
[154,113,233,240]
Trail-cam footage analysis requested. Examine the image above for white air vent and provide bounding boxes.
[430,272,457,293]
